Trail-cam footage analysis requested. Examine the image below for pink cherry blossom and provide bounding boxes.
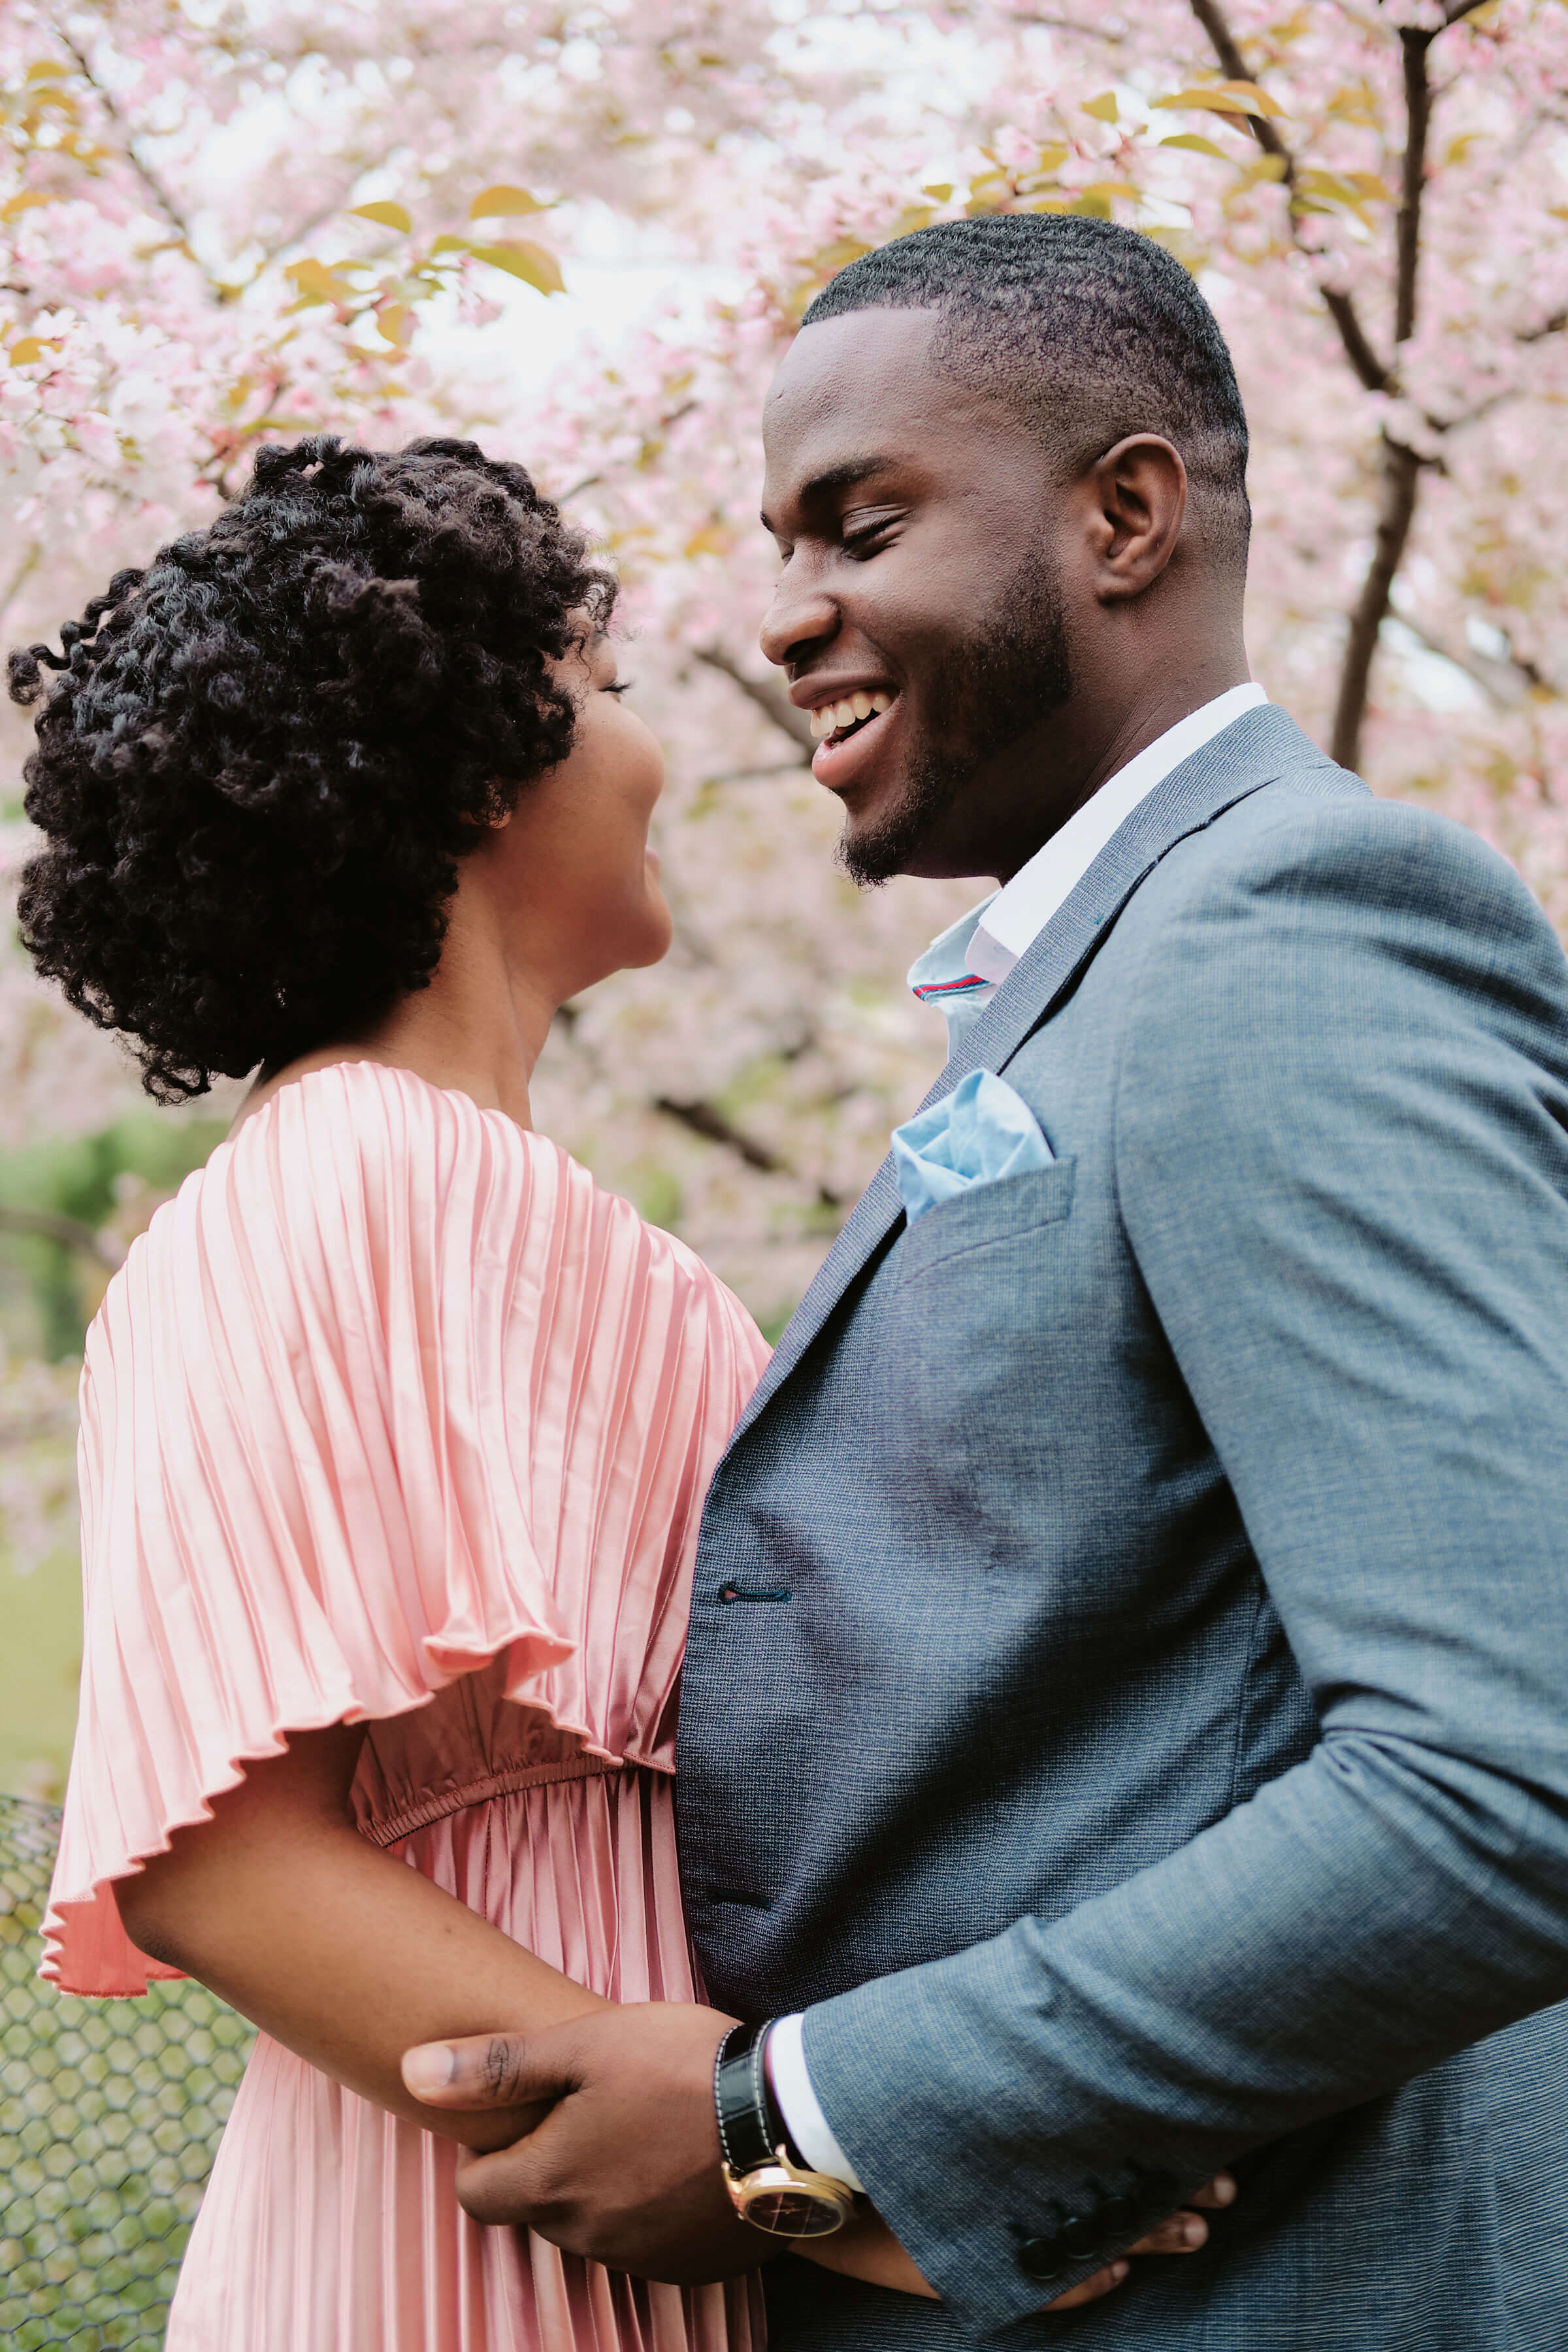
[0,0,1563,1568]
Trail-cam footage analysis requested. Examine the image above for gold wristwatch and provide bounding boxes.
[713,2021,855,2238]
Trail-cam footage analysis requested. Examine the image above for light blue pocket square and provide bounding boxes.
[890,1069,1054,1228]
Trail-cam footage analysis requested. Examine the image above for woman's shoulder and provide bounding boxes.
[108,1057,764,1368]
[132,1058,574,1269]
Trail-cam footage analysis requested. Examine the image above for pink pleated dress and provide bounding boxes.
[41,1060,772,2352]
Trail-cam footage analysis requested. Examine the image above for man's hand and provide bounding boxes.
[792,2170,1237,2308]
[402,2002,772,2283]
[404,2007,1239,2304]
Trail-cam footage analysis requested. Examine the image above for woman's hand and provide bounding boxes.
[793,2171,1238,2306]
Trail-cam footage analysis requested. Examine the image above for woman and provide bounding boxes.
[22,434,767,2350]
[18,435,1225,2347]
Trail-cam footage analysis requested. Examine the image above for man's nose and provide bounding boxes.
[758,563,838,672]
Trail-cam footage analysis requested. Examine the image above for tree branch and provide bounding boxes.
[1394,613,1559,708]
[694,646,813,753]
[698,760,811,787]
[1395,28,1435,347]
[1320,290,1394,395]
[655,1096,841,1208]
[1331,438,1424,766]
[654,1095,786,1172]
[1188,0,1394,391]
[0,1206,122,1275]
[58,35,199,258]
[0,542,41,636]
[1191,1,1492,772]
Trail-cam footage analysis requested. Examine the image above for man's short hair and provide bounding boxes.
[802,214,1250,571]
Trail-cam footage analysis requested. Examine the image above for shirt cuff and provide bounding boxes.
[765,2012,865,2193]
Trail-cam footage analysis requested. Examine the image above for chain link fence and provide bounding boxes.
[0,1793,255,2349]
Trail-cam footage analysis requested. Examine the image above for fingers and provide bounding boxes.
[452,2140,555,2231]
[1127,2210,1211,2256]
[1188,2172,1238,2212]
[1043,2259,1130,2311]
[1039,2170,1238,2309]
[402,2029,574,2111]
[1124,2172,1237,2257]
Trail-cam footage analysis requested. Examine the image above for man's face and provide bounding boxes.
[758,305,1077,886]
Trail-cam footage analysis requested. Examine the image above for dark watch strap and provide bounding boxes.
[714,2021,785,2176]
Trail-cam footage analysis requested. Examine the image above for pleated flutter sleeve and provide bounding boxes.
[42,1062,768,1995]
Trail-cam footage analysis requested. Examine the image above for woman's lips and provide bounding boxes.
[810,696,898,792]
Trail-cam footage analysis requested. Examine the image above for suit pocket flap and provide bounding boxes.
[896,1158,1077,1285]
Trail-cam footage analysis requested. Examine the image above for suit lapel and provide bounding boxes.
[728,705,1339,1443]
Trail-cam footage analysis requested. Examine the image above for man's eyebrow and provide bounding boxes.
[759,455,896,534]
[804,456,894,498]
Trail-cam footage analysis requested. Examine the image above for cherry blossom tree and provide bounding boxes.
[1,0,1565,1577]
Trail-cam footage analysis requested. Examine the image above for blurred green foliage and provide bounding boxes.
[0,1560,80,1801]
[0,1117,227,1362]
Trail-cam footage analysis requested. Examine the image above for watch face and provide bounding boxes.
[737,2178,849,2238]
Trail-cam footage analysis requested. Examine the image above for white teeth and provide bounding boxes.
[809,690,894,742]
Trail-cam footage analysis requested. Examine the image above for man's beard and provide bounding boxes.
[837,547,1074,889]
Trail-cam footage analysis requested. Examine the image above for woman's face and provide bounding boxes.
[491,625,673,998]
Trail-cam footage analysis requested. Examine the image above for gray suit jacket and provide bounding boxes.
[675,706,1568,2347]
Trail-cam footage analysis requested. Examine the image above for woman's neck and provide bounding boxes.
[235,891,557,1137]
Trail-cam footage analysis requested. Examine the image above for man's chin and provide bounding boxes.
[836,761,960,889]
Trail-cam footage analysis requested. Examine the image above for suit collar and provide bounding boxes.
[728,704,1338,1444]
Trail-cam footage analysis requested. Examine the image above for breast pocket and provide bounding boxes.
[889,1158,1081,1539]
[896,1158,1077,1290]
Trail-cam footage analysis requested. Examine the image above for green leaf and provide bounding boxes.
[284,256,359,307]
[350,201,412,233]
[1154,81,1285,120]
[1083,91,1119,123]
[469,184,549,218]
[469,239,564,293]
[1158,133,1232,157]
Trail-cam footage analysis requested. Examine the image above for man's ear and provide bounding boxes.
[1083,435,1188,604]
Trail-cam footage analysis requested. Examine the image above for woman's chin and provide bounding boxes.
[627,894,674,970]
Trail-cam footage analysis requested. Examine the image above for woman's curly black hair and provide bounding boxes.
[8,434,615,1102]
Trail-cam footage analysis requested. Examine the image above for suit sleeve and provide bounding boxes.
[798,800,1568,2330]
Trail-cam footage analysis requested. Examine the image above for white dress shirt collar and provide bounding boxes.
[908,683,1268,1050]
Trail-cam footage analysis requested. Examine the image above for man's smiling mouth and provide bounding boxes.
[809,689,893,747]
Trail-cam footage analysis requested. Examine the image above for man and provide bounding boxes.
[405,216,1568,2346]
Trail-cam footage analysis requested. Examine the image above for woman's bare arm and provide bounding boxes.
[114,1721,606,2153]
